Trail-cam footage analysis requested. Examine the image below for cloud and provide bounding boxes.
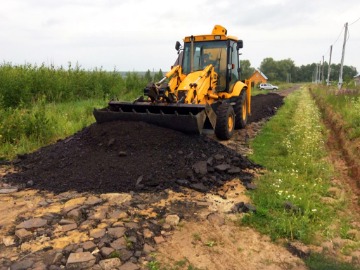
[1,0,359,71]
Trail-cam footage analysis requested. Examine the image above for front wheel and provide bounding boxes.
[215,103,235,140]
[234,90,248,129]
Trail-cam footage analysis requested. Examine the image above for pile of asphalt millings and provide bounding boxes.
[4,121,256,194]
[4,93,284,194]
[248,93,284,123]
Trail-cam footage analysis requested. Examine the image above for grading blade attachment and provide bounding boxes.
[93,101,210,134]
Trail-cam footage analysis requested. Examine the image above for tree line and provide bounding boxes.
[240,58,358,84]
[1,59,357,110]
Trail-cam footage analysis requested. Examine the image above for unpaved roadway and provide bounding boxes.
[0,87,310,270]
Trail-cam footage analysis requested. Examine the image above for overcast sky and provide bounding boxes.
[1,0,359,72]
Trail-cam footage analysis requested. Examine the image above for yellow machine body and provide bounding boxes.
[94,25,251,140]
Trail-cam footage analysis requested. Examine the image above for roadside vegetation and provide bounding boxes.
[0,98,106,159]
[245,88,334,242]
[245,86,360,269]
[311,86,360,139]
[0,63,163,160]
[240,58,357,83]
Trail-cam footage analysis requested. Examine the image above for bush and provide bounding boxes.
[0,100,53,146]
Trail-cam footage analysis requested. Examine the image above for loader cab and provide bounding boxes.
[180,38,241,92]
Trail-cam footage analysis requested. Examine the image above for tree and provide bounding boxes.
[240,60,254,80]
[297,63,317,82]
[277,59,296,82]
[144,69,152,82]
[258,57,358,83]
[154,69,164,82]
[259,58,296,82]
[259,58,277,80]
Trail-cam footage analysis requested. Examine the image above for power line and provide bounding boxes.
[323,25,343,58]
[319,15,358,75]
[349,16,360,26]
[332,26,344,46]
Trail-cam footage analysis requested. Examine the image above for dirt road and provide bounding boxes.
[0,88,307,270]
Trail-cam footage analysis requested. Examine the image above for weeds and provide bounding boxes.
[312,86,360,139]
[146,257,201,270]
[0,62,162,108]
[147,260,161,270]
[192,233,201,242]
[0,98,106,160]
[205,240,216,247]
[305,253,360,270]
[244,87,336,243]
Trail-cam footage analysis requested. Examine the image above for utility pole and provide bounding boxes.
[314,65,318,83]
[338,22,348,90]
[327,45,333,86]
[321,55,325,84]
[318,62,321,83]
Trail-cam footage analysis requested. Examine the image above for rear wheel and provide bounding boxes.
[234,90,248,129]
[215,103,235,140]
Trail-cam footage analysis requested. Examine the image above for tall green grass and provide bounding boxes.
[0,98,107,160]
[305,253,360,270]
[243,87,337,243]
[311,86,360,139]
[0,62,162,108]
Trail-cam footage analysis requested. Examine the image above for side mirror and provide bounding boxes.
[237,40,243,49]
[175,41,181,51]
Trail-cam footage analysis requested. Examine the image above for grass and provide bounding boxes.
[147,257,202,270]
[0,98,107,160]
[243,87,338,243]
[192,233,201,242]
[243,85,360,269]
[311,86,360,139]
[305,253,360,270]
[0,62,156,109]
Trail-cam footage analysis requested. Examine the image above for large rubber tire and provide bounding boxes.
[234,90,248,129]
[215,103,235,140]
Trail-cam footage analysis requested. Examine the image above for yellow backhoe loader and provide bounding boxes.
[94,25,251,140]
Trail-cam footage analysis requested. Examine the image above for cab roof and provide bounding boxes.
[183,25,238,43]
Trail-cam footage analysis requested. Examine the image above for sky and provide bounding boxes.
[1,0,360,72]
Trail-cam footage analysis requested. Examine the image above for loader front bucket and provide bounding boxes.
[93,101,209,134]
